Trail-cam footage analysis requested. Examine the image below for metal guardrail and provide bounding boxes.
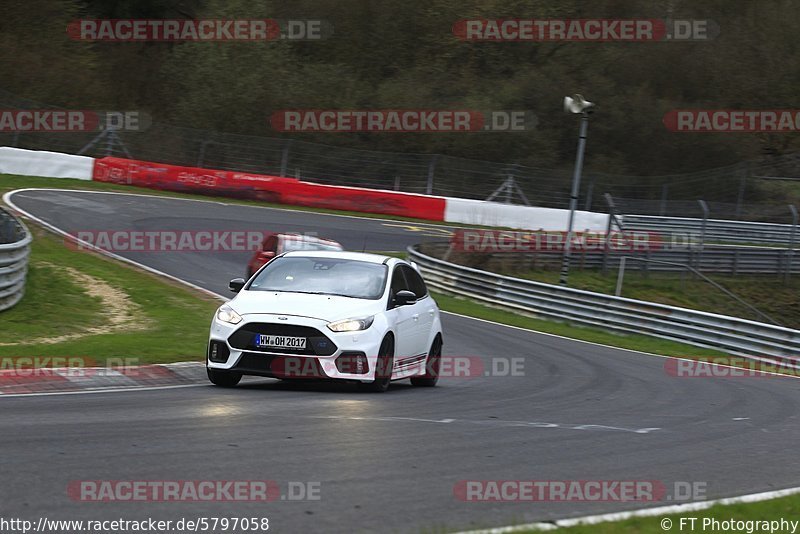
[622,214,798,246]
[0,207,31,312]
[409,245,800,365]
[431,242,799,276]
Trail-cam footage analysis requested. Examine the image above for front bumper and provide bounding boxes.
[207,313,385,382]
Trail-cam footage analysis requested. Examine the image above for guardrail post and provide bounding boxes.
[785,204,798,281]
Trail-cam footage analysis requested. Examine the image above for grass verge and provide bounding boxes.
[524,491,800,533]
[508,269,800,330]
[0,224,219,364]
[431,291,725,358]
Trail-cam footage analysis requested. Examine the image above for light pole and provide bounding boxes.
[559,94,595,286]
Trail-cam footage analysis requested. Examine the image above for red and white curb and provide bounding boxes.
[0,361,207,396]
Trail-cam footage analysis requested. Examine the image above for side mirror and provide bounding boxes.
[229,278,246,293]
[394,289,417,306]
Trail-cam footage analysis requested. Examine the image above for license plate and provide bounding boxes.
[254,334,306,350]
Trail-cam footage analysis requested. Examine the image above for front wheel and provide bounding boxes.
[207,368,242,387]
[411,336,442,387]
[358,336,394,393]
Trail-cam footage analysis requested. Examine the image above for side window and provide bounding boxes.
[390,266,410,295]
[263,236,278,253]
[401,265,428,299]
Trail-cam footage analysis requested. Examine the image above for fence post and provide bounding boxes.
[786,204,798,281]
[615,256,627,296]
[197,140,209,168]
[659,184,669,216]
[426,156,437,195]
[584,179,594,211]
[280,140,292,177]
[602,193,617,274]
[697,199,709,270]
[735,165,747,218]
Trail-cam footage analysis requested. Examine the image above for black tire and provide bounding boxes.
[207,368,242,388]
[411,336,442,387]
[358,336,394,393]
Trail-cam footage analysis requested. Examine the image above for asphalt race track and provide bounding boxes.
[4,188,800,533]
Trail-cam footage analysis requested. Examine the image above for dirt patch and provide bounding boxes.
[0,262,151,346]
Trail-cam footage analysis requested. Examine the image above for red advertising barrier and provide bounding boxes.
[92,157,446,221]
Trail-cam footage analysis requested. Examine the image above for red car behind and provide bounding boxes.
[246,232,344,278]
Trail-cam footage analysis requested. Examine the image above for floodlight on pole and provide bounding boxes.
[559,94,595,286]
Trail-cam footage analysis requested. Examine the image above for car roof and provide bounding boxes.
[281,250,399,264]
[277,233,341,245]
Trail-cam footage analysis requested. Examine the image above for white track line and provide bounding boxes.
[454,486,800,533]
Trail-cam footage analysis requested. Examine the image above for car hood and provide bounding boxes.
[229,290,384,322]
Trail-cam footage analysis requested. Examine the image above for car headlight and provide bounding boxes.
[216,305,243,325]
[327,316,374,332]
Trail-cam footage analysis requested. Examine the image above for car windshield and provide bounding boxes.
[281,238,342,253]
[248,257,387,299]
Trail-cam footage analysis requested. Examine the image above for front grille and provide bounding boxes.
[233,352,328,379]
[228,323,337,356]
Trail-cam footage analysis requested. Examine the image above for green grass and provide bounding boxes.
[522,491,800,533]
[505,269,800,329]
[431,291,725,358]
[0,225,220,365]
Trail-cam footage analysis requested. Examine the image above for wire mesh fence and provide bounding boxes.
[1,88,799,222]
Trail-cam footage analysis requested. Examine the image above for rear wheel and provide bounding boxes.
[207,368,242,388]
[411,336,442,387]
[358,336,394,393]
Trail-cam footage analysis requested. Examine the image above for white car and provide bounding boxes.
[207,251,443,392]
